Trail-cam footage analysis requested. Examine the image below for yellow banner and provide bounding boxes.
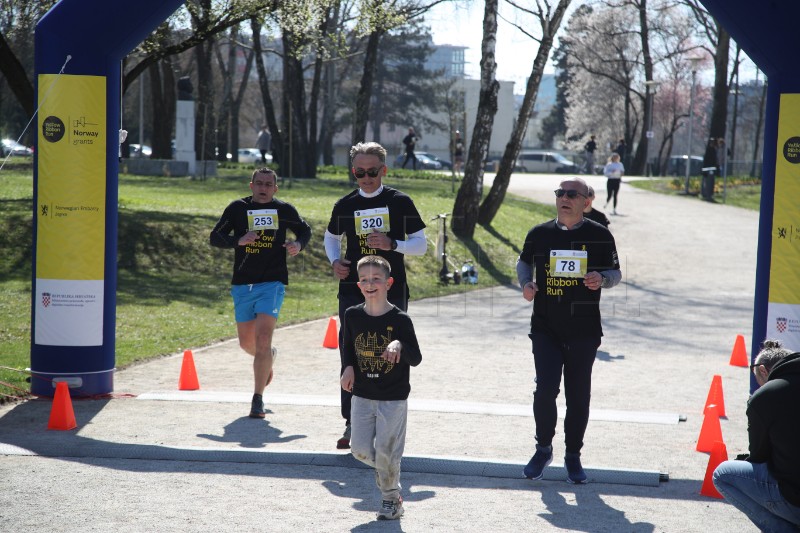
[36,74,106,280]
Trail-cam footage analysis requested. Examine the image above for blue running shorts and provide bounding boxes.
[231,281,286,322]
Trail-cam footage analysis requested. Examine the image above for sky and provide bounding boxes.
[425,1,760,93]
[425,1,567,93]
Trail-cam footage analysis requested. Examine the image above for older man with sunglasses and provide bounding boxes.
[324,141,427,449]
[516,177,621,484]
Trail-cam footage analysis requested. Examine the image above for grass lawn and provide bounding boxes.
[0,163,553,401]
[628,175,761,211]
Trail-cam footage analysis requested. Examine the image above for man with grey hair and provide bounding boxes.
[517,176,621,484]
[324,141,427,449]
[713,340,800,531]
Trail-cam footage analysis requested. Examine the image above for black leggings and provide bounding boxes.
[530,333,600,453]
[606,178,621,207]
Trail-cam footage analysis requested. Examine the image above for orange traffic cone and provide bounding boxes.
[322,317,338,349]
[729,334,748,367]
[700,440,728,498]
[697,404,724,453]
[178,349,200,390]
[47,381,77,430]
[703,375,726,417]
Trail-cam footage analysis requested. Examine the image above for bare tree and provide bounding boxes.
[452,0,499,238]
[478,0,571,225]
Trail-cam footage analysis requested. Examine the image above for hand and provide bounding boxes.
[340,366,355,392]
[522,281,537,302]
[238,231,259,246]
[283,241,301,256]
[584,271,603,291]
[332,258,351,280]
[381,340,402,364]
[366,230,391,251]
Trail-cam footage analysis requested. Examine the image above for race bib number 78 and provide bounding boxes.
[550,249,588,278]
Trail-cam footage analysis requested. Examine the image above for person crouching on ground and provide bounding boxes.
[713,340,800,531]
[340,255,422,520]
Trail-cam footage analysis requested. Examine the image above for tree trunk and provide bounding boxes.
[352,28,384,151]
[230,40,254,161]
[631,0,653,176]
[0,32,34,117]
[452,0,499,238]
[478,0,570,225]
[148,58,176,160]
[251,18,282,169]
[194,38,216,163]
[707,26,730,140]
[282,31,313,178]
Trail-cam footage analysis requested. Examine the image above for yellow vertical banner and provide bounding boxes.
[766,94,800,341]
[35,74,106,346]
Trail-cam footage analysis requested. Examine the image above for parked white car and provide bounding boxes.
[236,148,272,164]
[1,139,33,157]
[515,150,577,174]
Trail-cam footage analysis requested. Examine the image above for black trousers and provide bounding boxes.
[338,286,408,424]
[530,332,600,453]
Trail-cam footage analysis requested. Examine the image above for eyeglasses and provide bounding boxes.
[353,165,384,179]
[554,188,587,199]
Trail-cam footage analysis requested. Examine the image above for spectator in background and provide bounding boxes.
[257,126,272,164]
[452,130,465,175]
[401,127,418,171]
[716,138,730,178]
[583,135,597,174]
[701,138,718,201]
[613,138,626,164]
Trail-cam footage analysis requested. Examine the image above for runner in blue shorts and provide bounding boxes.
[211,168,312,418]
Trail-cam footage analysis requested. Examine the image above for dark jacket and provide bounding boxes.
[747,352,800,506]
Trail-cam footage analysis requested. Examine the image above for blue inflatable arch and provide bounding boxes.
[31,0,184,396]
[30,0,797,397]
[701,1,800,391]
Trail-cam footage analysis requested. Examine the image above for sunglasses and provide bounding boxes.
[554,188,587,199]
[353,165,384,179]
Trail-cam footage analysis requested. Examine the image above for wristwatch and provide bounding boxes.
[390,238,398,251]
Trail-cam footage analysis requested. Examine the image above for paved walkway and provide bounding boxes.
[0,175,760,532]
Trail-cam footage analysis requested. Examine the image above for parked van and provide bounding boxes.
[516,150,577,174]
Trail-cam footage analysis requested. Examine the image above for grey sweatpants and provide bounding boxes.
[350,396,408,501]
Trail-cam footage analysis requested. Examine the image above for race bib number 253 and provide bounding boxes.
[247,209,279,231]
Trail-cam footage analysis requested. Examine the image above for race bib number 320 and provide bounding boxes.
[549,249,588,278]
[248,209,279,231]
[354,207,390,235]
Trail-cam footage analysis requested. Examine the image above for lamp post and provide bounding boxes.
[684,57,701,194]
[644,80,660,177]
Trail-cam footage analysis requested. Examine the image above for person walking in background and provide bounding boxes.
[401,127,418,170]
[340,255,423,520]
[256,125,271,164]
[713,340,800,531]
[583,185,610,228]
[583,135,597,174]
[517,177,621,484]
[210,168,312,419]
[325,141,427,449]
[452,130,465,175]
[613,138,626,165]
[701,137,718,201]
[603,153,625,215]
[716,137,730,179]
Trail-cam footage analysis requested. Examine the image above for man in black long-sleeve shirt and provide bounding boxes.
[210,168,311,418]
